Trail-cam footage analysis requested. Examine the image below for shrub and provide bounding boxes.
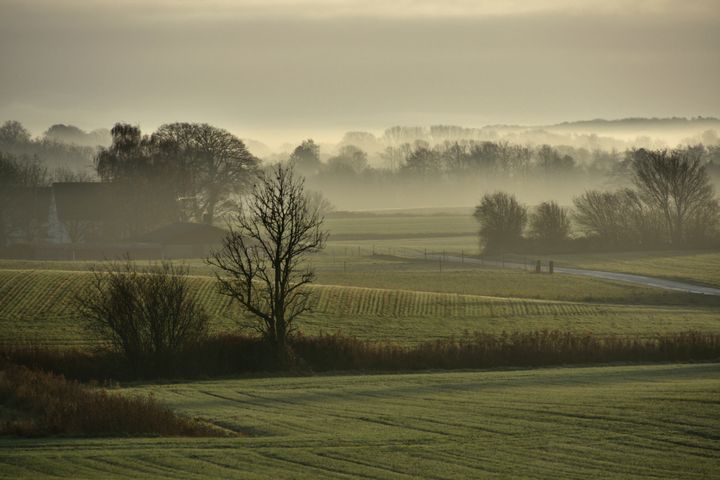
[0,365,222,437]
[573,189,665,248]
[528,201,571,245]
[75,259,209,372]
[474,192,527,253]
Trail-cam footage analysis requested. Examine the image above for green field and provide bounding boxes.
[2,268,720,346]
[1,363,718,479]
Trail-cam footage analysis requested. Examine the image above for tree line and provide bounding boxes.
[93,122,258,235]
[474,147,720,252]
[0,121,260,243]
[2,118,720,246]
[280,137,720,189]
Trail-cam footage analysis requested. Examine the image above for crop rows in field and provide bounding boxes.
[0,270,91,321]
[6,268,719,346]
[0,269,601,324]
[311,284,602,318]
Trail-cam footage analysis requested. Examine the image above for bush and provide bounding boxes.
[0,365,222,437]
[528,201,571,245]
[573,189,665,248]
[474,192,527,253]
[76,259,209,371]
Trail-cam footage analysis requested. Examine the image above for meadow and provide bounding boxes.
[0,363,718,479]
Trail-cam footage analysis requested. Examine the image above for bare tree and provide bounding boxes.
[630,148,716,244]
[207,164,328,350]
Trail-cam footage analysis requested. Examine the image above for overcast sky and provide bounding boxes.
[1,0,718,144]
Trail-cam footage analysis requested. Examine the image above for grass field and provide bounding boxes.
[0,363,718,479]
[2,268,720,346]
[505,250,720,288]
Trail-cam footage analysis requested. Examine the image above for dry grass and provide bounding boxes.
[3,331,719,381]
[0,366,225,437]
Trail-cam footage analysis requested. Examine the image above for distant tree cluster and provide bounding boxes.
[575,148,719,248]
[280,136,716,188]
[93,122,259,236]
[43,124,111,147]
[0,120,261,245]
[474,147,720,253]
[0,120,97,174]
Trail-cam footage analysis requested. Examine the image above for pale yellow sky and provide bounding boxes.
[1,0,718,144]
[8,0,716,18]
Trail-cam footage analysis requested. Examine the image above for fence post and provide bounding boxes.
[535,260,541,273]
[549,260,554,274]
[461,250,464,264]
